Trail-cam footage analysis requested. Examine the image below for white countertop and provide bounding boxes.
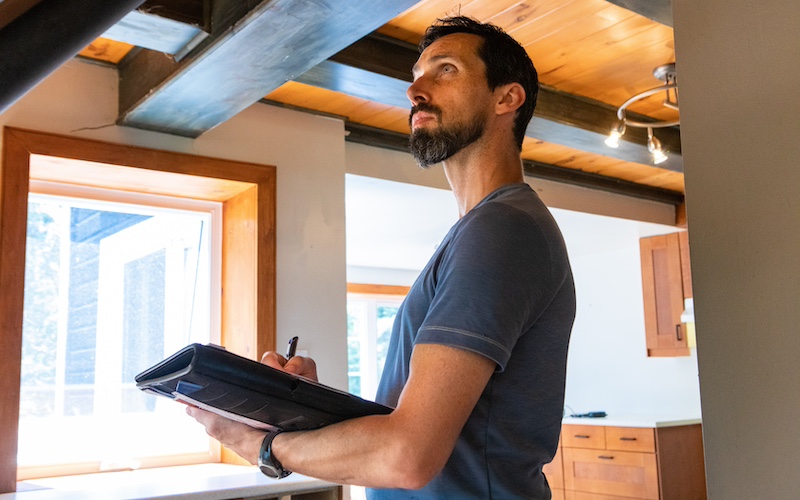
[0,464,339,500]
[562,414,702,428]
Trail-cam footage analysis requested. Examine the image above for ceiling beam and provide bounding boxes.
[101,8,207,56]
[0,0,144,114]
[117,0,419,137]
[342,121,683,206]
[605,0,673,27]
[138,0,205,28]
[296,34,683,173]
[0,0,44,31]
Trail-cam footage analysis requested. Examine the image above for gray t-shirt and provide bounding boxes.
[368,183,576,499]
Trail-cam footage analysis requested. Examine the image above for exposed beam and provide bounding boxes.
[296,34,683,173]
[342,121,683,206]
[117,0,418,137]
[101,8,206,56]
[138,0,204,28]
[0,0,144,114]
[605,0,673,27]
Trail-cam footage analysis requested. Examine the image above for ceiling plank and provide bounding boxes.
[604,0,673,27]
[343,121,683,206]
[296,34,683,173]
[117,0,418,137]
[0,0,144,114]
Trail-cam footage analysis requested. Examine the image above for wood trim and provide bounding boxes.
[0,129,33,493]
[678,231,693,299]
[0,127,276,490]
[347,283,410,296]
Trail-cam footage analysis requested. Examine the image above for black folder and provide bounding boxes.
[135,343,393,431]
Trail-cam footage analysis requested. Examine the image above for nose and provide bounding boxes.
[406,76,429,106]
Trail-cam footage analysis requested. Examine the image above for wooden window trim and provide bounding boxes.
[0,127,276,492]
[347,283,410,296]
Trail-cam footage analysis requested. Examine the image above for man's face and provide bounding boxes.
[407,34,493,168]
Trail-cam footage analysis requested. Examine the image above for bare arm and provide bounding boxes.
[187,343,495,489]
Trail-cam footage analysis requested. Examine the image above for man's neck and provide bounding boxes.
[442,139,525,217]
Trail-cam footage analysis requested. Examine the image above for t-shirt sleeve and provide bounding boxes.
[415,203,561,371]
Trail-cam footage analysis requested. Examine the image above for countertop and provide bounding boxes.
[562,413,702,428]
[0,464,339,500]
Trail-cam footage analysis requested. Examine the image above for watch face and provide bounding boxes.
[259,463,282,479]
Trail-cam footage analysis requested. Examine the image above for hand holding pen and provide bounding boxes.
[260,336,318,381]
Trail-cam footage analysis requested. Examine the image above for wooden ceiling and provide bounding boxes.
[3,0,683,203]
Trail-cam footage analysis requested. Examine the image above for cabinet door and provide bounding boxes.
[563,447,659,499]
[640,234,689,356]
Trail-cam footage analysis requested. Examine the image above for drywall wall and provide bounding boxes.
[0,58,350,391]
[673,0,800,497]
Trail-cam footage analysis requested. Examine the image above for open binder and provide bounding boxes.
[135,343,393,431]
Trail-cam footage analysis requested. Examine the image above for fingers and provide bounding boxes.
[260,351,318,381]
[261,351,287,370]
[285,356,318,380]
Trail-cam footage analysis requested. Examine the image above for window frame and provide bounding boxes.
[0,127,276,493]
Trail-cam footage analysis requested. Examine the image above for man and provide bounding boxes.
[188,16,576,499]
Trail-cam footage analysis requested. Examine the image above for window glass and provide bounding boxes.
[346,295,402,401]
[19,192,218,471]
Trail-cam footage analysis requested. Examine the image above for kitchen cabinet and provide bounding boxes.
[556,422,706,500]
[639,232,692,357]
[544,443,565,499]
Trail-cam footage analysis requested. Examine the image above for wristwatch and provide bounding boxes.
[258,429,291,479]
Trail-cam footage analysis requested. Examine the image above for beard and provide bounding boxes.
[408,103,487,169]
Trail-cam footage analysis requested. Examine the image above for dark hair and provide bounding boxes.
[419,16,538,149]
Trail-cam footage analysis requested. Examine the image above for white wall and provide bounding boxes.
[673,0,800,497]
[0,59,350,391]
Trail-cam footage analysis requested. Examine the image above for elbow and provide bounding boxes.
[381,439,445,490]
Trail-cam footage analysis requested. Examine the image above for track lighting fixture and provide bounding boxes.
[604,63,679,165]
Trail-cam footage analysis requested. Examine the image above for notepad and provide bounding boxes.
[135,343,393,431]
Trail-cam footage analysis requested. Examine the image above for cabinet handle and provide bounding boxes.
[676,324,683,341]
[598,455,615,460]
[619,437,637,441]
[574,435,591,439]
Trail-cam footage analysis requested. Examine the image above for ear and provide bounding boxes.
[494,83,526,117]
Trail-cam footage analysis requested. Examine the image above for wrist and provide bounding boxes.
[258,429,291,479]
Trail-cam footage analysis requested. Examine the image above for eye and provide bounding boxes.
[441,64,455,74]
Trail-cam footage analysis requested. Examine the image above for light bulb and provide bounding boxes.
[604,122,625,148]
[647,128,668,165]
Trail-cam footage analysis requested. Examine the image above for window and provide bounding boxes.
[0,128,276,491]
[18,186,219,476]
[346,284,408,400]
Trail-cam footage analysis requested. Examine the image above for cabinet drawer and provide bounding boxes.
[562,425,606,449]
[605,427,655,453]
[563,447,659,499]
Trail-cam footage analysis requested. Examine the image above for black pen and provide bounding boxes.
[286,336,299,360]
